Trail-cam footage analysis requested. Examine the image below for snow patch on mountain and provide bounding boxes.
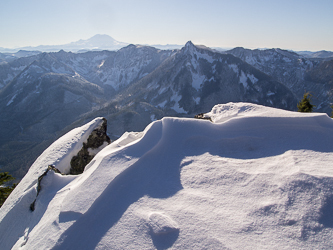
[229,64,239,74]
[192,73,205,90]
[239,71,248,89]
[239,71,259,90]
[158,86,167,95]
[193,96,200,104]
[157,100,167,108]
[6,94,17,106]
[150,114,156,122]
[30,64,45,74]
[247,73,258,84]
[170,93,186,113]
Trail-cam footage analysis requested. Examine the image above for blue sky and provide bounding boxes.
[1,0,332,51]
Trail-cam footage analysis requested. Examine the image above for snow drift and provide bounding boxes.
[1,102,333,249]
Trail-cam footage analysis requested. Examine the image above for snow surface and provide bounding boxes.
[193,96,200,105]
[170,93,186,114]
[157,100,167,108]
[6,94,17,106]
[229,64,239,74]
[191,73,205,90]
[240,71,248,89]
[239,71,258,90]
[1,102,333,249]
[150,114,157,122]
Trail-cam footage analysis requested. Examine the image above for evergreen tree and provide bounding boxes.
[297,93,314,112]
[331,105,333,118]
[0,170,16,207]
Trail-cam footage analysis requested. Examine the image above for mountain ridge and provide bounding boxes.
[224,47,333,113]
[2,34,332,56]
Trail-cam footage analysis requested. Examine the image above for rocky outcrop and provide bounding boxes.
[70,118,111,175]
[29,118,111,211]
[194,113,212,121]
[30,165,62,211]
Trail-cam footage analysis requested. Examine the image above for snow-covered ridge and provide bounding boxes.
[1,103,333,249]
[205,102,325,123]
[17,117,106,179]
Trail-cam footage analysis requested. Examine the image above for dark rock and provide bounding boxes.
[194,113,212,121]
[69,118,111,175]
[30,165,62,211]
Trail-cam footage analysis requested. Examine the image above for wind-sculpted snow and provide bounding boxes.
[0,117,107,249]
[1,103,333,249]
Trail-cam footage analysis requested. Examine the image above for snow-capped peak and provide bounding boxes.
[185,40,195,48]
[183,41,196,53]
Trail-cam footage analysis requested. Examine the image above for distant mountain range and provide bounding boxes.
[297,50,333,59]
[0,35,185,53]
[1,34,332,57]
[0,40,333,179]
[224,47,333,113]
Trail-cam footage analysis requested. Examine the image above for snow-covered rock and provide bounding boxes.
[148,212,179,235]
[1,102,333,249]
[1,105,333,249]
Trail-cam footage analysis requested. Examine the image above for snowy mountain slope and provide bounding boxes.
[297,50,333,59]
[29,45,174,92]
[1,102,333,249]
[0,46,175,179]
[0,54,40,89]
[0,50,41,64]
[306,59,333,85]
[94,44,175,91]
[117,41,297,115]
[225,47,314,91]
[0,45,174,177]
[225,47,333,113]
[0,117,108,249]
[0,44,172,92]
[0,52,106,178]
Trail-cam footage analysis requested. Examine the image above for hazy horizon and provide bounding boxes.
[1,0,332,52]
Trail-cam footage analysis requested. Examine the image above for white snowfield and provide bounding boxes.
[1,102,333,249]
